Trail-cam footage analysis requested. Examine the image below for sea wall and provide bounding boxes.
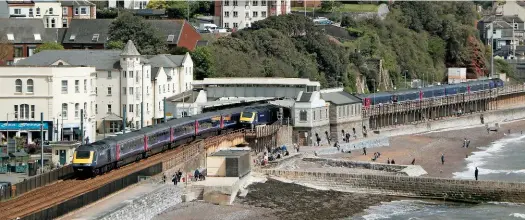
[317,136,389,155]
[262,169,525,203]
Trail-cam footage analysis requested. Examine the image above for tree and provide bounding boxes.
[34,42,64,54]
[97,8,119,19]
[0,37,13,65]
[106,41,125,50]
[170,46,190,55]
[147,0,168,9]
[108,12,166,54]
[191,46,215,79]
[166,1,191,19]
[321,0,342,12]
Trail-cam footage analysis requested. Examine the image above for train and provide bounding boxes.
[358,78,505,107]
[239,104,282,128]
[72,104,282,176]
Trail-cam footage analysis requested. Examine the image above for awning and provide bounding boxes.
[0,122,50,131]
[102,113,122,121]
[63,123,80,129]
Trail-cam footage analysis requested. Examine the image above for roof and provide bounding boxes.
[63,19,187,45]
[121,40,141,56]
[210,149,250,157]
[298,92,312,102]
[133,9,166,16]
[147,54,186,78]
[483,15,524,24]
[102,112,122,121]
[61,0,94,6]
[320,89,361,105]
[10,151,28,157]
[16,50,121,70]
[0,0,9,19]
[193,78,321,87]
[0,19,58,43]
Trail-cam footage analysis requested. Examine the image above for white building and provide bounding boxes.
[0,66,97,144]
[108,0,149,9]
[7,0,63,28]
[16,40,194,134]
[214,0,291,29]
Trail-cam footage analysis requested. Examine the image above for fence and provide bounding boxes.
[21,163,163,220]
[0,165,74,202]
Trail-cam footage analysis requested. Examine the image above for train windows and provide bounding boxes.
[76,151,90,159]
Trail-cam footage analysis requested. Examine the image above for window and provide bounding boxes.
[33,34,41,41]
[224,0,229,6]
[245,1,249,6]
[313,110,316,120]
[224,23,230,28]
[299,110,307,122]
[122,87,127,95]
[14,9,21,14]
[168,84,170,92]
[27,79,33,93]
[84,79,87,93]
[147,103,149,111]
[107,71,112,78]
[49,8,53,14]
[29,8,33,16]
[129,87,134,95]
[107,104,112,113]
[224,11,229,17]
[233,0,238,6]
[74,7,78,15]
[136,104,139,113]
[61,80,67,94]
[15,79,22,93]
[129,71,134,78]
[147,86,150,94]
[84,102,87,116]
[95,104,98,114]
[31,105,35,119]
[62,7,67,15]
[92,34,99,42]
[62,18,67,28]
[246,12,249,18]
[233,11,238,17]
[167,34,175,42]
[69,34,76,41]
[233,23,238,28]
[253,11,258,17]
[75,80,79,93]
[253,0,258,6]
[62,103,68,118]
[261,0,266,6]
[123,71,127,78]
[28,45,37,56]
[14,106,18,119]
[51,18,55,28]
[20,104,29,119]
[95,87,97,95]
[7,34,14,41]
[80,7,87,15]
[129,104,134,113]
[514,23,518,30]
[261,11,267,17]
[75,103,79,118]
[107,87,112,96]
[158,85,161,93]
[14,47,23,57]
[36,7,40,15]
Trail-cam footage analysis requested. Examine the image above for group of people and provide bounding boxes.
[371,151,381,161]
[258,145,290,166]
[163,169,183,186]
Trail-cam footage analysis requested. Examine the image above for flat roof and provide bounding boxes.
[210,150,250,157]
[200,97,277,108]
[192,77,321,87]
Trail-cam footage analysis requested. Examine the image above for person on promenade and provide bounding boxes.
[177,169,182,182]
[475,167,479,181]
[163,174,166,183]
[387,158,390,164]
[441,153,445,165]
[463,138,467,148]
[172,174,178,185]
[325,131,331,145]
[363,147,367,155]
[391,159,395,164]
[411,158,416,165]
[466,139,470,148]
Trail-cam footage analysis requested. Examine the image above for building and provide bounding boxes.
[479,15,525,52]
[50,141,79,166]
[213,0,291,30]
[0,18,63,65]
[60,0,96,28]
[290,0,321,8]
[7,0,63,28]
[319,88,364,142]
[292,90,329,146]
[0,66,97,144]
[61,19,201,50]
[16,40,194,133]
[108,0,148,10]
[0,0,9,18]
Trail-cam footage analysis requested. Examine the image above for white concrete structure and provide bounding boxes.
[8,0,63,28]
[214,0,291,30]
[108,0,149,9]
[16,40,194,133]
[0,66,96,144]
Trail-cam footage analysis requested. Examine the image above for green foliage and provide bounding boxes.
[106,41,125,50]
[108,13,166,54]
[170,47,190,55]
[35,42,64,53]
[164,1,213,19]
[494,59,517,80]
[321,0,342,12]
[191,46,215,80]
[147,0,168,9]
[96,8,118,19]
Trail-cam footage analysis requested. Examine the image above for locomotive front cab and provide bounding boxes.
[240,111,256,125]
[72,150,95,172]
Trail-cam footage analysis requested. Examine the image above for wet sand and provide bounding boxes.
[341,120,525,178]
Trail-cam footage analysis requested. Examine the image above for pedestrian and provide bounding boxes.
[177,169,182,182]
[194,169,200,181]
[316,136,321,147]
[387,158,390,164]
[172,174,178,185]
[325,131,331,145]
[411,158,416,165]
[475,167,479,181]
[463,138,467,148]
[363,147,367,156]
[391,159,395,164]
[441,153,445,165]
[466,139,470,148]
[163,174,166,183]
[346,133,350,143]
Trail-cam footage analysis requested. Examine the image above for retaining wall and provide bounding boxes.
[373,106,525,137]
[262,170,525,203]
[317,136,389,155]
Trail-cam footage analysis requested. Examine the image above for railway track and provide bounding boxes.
[0,140,203,220]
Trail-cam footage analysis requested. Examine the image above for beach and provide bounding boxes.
[339,119,525,178]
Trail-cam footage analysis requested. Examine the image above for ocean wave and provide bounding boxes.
[510,213,525,219]
[453,135,525,179]
[361,200,435,220]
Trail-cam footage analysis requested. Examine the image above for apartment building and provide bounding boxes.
[214,0,291,30]
[0,66,97,143]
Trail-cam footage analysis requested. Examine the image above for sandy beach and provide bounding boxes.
[339,119,525,178]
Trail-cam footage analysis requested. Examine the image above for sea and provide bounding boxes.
[352,134,525,220]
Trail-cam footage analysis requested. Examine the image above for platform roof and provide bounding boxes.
[199,97,277,108]
[192,77,321,87]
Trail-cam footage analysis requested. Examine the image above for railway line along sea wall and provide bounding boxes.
[372,105,525,137]
[262,170,525,203]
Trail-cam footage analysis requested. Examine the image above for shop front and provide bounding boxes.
[0,121,53,145]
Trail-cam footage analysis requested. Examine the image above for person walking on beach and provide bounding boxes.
[325,131,331,145]
[363,147,367,155]
[463,138,467,148]
[475,167,479,181]
[466,139,470,148]
[387,158,390,164]
[411,158,416,165]
[441,153,445,165]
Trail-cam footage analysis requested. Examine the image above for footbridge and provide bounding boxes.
[261,169,525,203]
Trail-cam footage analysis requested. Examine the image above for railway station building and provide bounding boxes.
[16,40,194,136]
[0,66,97,144]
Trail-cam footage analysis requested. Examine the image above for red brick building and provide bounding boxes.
[61,0,96,28]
